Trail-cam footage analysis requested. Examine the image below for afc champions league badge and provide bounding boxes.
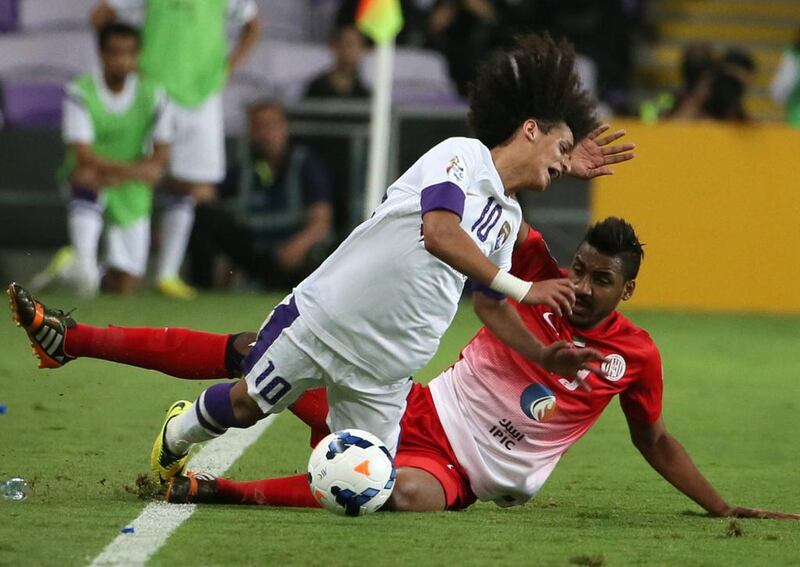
[520,383,557,422]
[446,155,465,182]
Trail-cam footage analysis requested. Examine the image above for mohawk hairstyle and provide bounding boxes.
[467,33,599,148]
[582,217,645,281]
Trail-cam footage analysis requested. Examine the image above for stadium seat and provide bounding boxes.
[234,38,330,103]
[362,47,461,106]
[253,0,313,41]
[0,79,64,129]
[19,0,93,31]
[232,40,460,108]
[0,0,18,33]
[0,31,96,77]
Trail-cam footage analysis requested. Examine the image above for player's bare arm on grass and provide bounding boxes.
[569,125,635,180]
[423,210,574,314]
[628,416,800,520]
[473,292,604,382]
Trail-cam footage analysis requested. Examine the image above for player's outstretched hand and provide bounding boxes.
[538,341,606,389]
[569,124,635,180]
[522,278,575,316]
[724,507,800,521]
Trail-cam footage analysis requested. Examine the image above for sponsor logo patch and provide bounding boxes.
[520,383,557,422]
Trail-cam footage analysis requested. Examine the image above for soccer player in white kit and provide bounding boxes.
[7,34,632,483]
[155,33,616,472]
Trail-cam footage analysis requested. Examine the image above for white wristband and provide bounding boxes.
[489,270,532,302]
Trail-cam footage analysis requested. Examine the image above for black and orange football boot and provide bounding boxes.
[7,282,75,369]
[165,472,219,504]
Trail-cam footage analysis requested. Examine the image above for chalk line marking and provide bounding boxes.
[89,416,276,567]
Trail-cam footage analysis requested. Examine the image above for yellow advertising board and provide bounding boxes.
[592,120,800,313]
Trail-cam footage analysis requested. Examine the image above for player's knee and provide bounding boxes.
[232,332,257,356]
[230,379,265,427]
[226,332,257,377]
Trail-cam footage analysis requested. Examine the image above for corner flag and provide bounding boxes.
[356,0,403,44]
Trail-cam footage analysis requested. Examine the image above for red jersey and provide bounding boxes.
[429,227,663,506]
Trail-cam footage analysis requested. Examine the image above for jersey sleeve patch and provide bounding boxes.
[421,181,466,218]
[446,155,466,182]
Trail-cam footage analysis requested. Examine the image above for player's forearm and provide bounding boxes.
[93,154,163,185]
[473,294,544,361]
[423,212,502,285]
[638,433,731,516]
[228,17,261,75]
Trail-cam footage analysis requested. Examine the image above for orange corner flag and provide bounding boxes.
[356,0,403,44]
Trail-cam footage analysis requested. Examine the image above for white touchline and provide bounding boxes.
[88,416,277,567]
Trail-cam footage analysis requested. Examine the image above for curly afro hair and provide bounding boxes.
[467,33,599,149]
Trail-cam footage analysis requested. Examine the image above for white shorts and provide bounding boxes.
[105,217,151,277]
[169,93,225,183]
[242,295,412,454]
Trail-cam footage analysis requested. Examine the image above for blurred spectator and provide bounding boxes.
[304,24,370,100]
[532,0,645,113]
[189,101,334,290]
[670,46,756,123]
[679,43,716,101]
[770,26,800,127]
[425,0,506,97]
[31,23,170,297]
[703,48,755,121]
[91,0,261,299]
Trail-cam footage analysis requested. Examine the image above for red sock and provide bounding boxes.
[64,324,231,379]
[215,474,321,508]
[289,388,331,447]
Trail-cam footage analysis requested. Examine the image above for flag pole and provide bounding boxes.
[363,39,395,219]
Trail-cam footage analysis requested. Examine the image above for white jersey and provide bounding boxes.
[62,73,173,145]
[295,137,522,386]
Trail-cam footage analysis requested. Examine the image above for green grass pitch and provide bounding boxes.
[0,291,798,566]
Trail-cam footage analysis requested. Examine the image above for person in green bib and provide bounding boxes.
[770,26,800,128]
[91,0,261,299]
[49,22,172,297]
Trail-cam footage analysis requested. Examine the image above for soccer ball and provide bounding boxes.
[307,429,396,516]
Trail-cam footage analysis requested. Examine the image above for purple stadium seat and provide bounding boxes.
[0,0,18,33]
[1,80,64,129]
[20,0,94,31]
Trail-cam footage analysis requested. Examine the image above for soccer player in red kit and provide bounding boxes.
[162,217,798,519]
